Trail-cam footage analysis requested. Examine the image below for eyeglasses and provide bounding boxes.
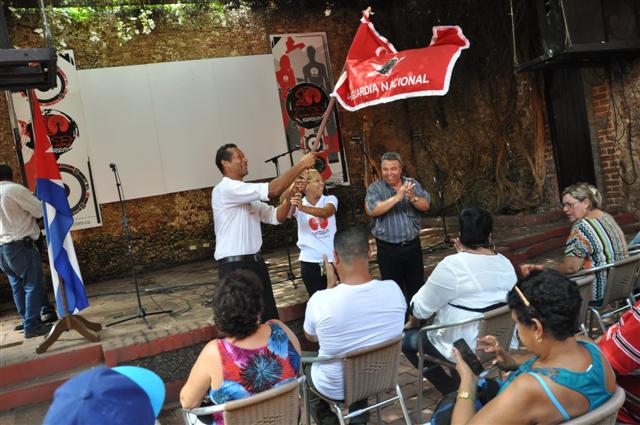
[561,200,580,208]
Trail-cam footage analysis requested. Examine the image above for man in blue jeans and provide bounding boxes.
[0,164,56,338]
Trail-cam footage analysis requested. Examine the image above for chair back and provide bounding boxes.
[561,386,625,425]
[182,377,302,425]
[600,255,640,307]
[341,335,403,406]
[477,304,515,363]
[571,274,594,333]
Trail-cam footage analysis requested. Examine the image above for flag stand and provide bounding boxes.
[36,277,101,354]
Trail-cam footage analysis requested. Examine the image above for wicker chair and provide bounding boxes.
[181,376,304,425]
[561,386,626,425]
[570,274,594,335]
[415,304,515,423]
[301,335,412,425]
[570,254,640,335]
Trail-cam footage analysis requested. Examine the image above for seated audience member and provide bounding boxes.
[304,224,406,425]
[599,299,640,424]
[43,365,165,425]
[450,270,616,425]
[180,270,301,423]
[522,183,627,305]
[403,208,517,395]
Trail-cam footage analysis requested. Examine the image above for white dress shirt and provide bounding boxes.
[211,177,279,260]
[410,252,517,361]
[0,181,42,245]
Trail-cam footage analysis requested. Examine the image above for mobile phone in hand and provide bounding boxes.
[453,338,484,376]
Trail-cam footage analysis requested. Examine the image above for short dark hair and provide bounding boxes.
[0,164,13,181]
[458,208,493,248]
[507,269,581,340]
[334,224,369,263]
[211,269,263,339]
[215,143,237,174]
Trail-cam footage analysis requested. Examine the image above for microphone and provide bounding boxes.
[109,163,116,171]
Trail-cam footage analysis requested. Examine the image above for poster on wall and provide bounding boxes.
[10,50,102,231]
[270,32,349,185]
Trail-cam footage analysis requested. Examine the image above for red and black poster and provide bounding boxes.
[9,50,102,230]
[270,32,349,185]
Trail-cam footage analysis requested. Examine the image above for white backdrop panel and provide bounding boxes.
[77,54,288,204]
[212,55,290,182]
[79,65,167,203]
[148,58,222,194]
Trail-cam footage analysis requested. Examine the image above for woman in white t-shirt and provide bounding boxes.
[287,169,338,297]
[402,207,517,395]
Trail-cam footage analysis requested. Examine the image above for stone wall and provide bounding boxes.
[0,1,562,286]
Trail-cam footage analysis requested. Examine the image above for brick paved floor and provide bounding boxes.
[157,355,442,425]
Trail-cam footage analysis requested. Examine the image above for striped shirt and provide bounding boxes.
[565,212,628,302]
[365,177,430,243]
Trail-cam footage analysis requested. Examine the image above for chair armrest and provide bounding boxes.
[183,403,226,415]
[568,262,616,278]
[418,314,484,333]
[301,354,340,364]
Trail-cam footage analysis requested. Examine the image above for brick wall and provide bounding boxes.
[583,64,640,213]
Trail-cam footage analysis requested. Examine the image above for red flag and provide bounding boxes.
[332,17,470,111]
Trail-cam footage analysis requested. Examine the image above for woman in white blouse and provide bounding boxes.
[402,208,517,394]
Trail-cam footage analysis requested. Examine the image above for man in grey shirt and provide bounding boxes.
[365,152,430,310]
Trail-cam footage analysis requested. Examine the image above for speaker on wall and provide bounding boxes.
[514,0,640,71]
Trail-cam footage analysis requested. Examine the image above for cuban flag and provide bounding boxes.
[30,91,89,315]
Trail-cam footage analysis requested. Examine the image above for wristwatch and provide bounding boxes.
[457,390,472,400]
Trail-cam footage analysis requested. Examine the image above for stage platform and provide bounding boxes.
[0,211,637,424]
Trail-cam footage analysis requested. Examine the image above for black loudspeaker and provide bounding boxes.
[516,0,640,71]
[605,0,640,41]
[0,2,58,91]
[0,48,58,90]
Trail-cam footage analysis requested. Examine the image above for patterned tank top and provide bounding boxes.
[207,321,300,424]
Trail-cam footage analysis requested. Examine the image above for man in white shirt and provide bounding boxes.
[0,165,56,338]
[212,143,316,321]
[303,225,406,424]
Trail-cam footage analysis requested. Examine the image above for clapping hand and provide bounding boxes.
[397,181,416,201]
[453,238,464,253]
[519,263,544,278]
[323,255,339,288]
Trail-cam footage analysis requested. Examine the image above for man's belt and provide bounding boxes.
[375,236,419,248]
[217,253,262,265]
[0,237,35,248]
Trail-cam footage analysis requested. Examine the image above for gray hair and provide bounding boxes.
[381,152,402,164]
[561,182,602,210]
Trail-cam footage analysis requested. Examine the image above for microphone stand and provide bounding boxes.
[412,130,452,249]
[265,148,301,287]
[106,163,172,328]
[432,163,452,244]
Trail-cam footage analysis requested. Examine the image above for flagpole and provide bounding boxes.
[26,90,101,354]
[309,7,372,154]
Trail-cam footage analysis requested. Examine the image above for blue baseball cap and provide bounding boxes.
[43,365,165,425]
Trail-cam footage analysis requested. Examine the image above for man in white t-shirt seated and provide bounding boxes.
[303,224,406,425]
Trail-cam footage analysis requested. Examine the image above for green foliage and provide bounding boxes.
[8,1,246,46]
